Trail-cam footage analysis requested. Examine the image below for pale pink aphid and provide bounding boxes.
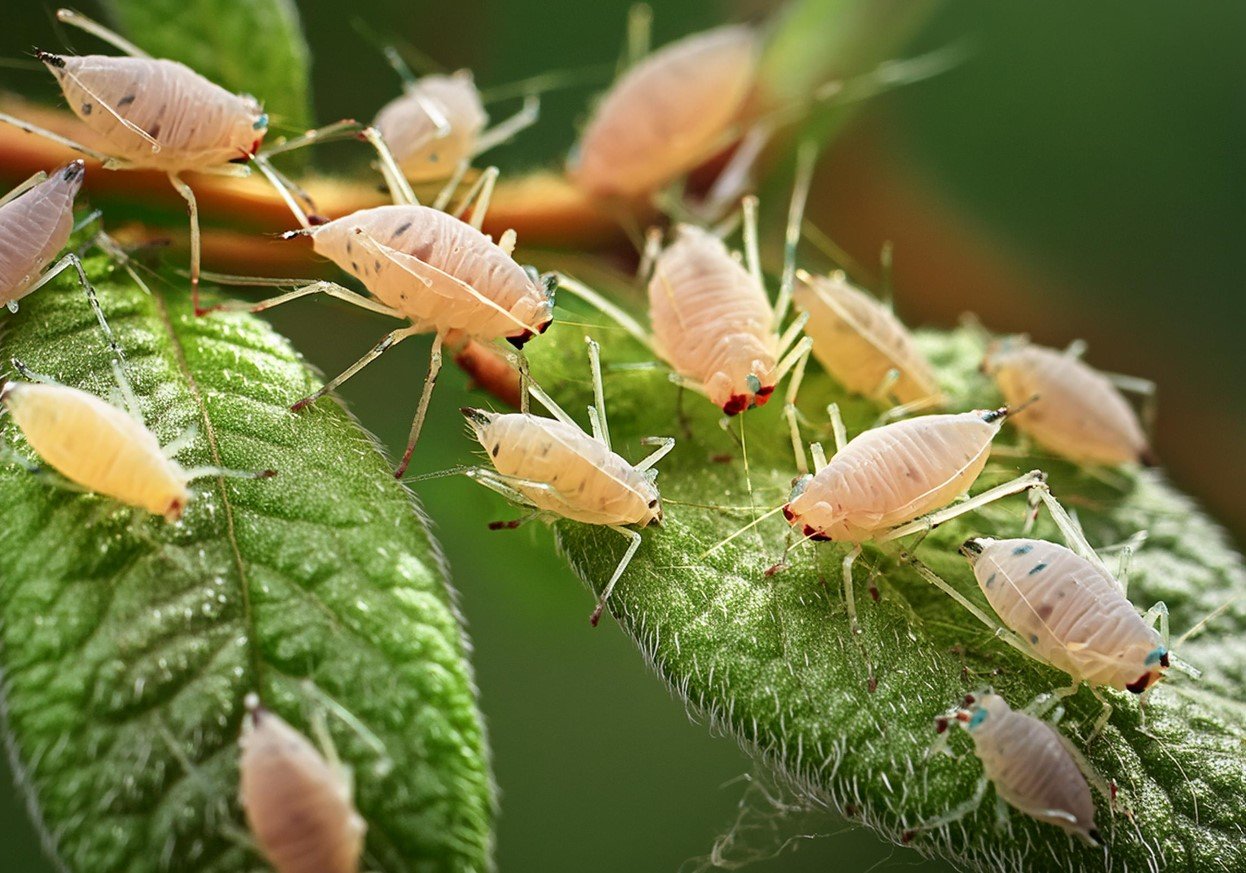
[983,336,1154,467]
[374,65,539,184]
[775,405,1045,633]
[568,17,759,200]
[0,160,90,312]
[205,128,555,478]
[793,268,943,409]
[462,337,673,625]
[239,693,365,873]
[908,692,1103,846]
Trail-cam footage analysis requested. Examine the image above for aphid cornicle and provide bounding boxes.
[982,336,1154,467]
[792,267,942,409]
[0,160,88,312]
[777,404,1045,633]
[239,694,365,873]
[910,692,1103,846]
[461,337,674,626]
[568,19,759,200]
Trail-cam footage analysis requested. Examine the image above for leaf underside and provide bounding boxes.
[524,292,1246,873]
[0,252,493,873]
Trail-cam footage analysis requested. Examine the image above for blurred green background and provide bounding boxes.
[1,1,1242,871]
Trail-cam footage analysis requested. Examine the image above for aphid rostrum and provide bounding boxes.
[205,129,557,478]
[982,336,1155,467]
[0,160,92,313]
[793,267,942,412]
[568,13,760,202]
[0,291,275,520]
[0,9,355,315]
[776,404,1045,633]
[461,336,674,625]
[907,692,1104,847]
[239,693,365,873]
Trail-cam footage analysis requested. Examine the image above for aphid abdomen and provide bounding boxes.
[794,413,997,540]
[240,705,365,873]
[479,414,658,526]
[992,345,1147,465]
[1,381,187,516]
[793,273,940,403]
[649,226,776,409]
[0,162,83,303]
[313,206,552,341]
[46,55,264,169]
[570,25,758,198]
[973,539,1164,690]
[374,73,487,182]
[969,695,1098,839]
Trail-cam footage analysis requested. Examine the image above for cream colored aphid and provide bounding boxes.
[206,126,555,478]
[778,405,1045,632]
[792,267,943,411]
[908,692,1103,846]
[983,336,1154,467]
[568,13,759,201]
[0,9,358,315]
[0,295,275,520]
[462,337,673,625]
[0,160,91,312]
[239,693,365,873]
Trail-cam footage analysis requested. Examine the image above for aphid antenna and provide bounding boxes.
[351,18,448,82]
[981,394,1041,424]
[553,274,652,351]
[699,503,787,560]
[181,465,277,482]
[1176,595,1243,648]
[772,140,818,327]
[299,678,392,776]
[55,8,151,58]
[9,357,60,386]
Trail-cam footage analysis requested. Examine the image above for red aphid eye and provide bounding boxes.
[782,505,796,521]
[754,385,775,406]
[722,394,748,416]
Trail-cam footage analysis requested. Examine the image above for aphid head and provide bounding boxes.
[1126,647,1170,693]
[58,159,86,193]
[782,474,813,523]
[709,362,774,416]
[163,488,191,523]
[231,94,269,159]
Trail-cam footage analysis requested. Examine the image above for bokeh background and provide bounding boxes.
[1,1,1243,870]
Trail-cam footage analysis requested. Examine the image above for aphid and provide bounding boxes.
[907,692,1103,846]
[0,292,275,520]
[208,131,556,478]
[778,404,1045,632]
[0,160,91,313]
[982,336,1154,467]
[239,693,365,873]
[568,13,759,201]
[0,9,353,315]
[461,336,674,625]
[792,267,942,411]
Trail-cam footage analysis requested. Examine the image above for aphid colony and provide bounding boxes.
[0,6,1197,867]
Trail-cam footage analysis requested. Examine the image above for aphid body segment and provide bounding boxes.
[569,24,758,199]
[462,337,674,625]
[983,338,1152,466]
[649,224,780,414]
[40,52,267,169]
[793,268,941,407]
[963,537,1168,694]
[374,71,488,183]
[239,696,365,873]
[928,693,1101,845]
[1,380,190,518]
[0,160,86,311]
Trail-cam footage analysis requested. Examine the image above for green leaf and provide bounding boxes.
[524,293,1246,873]
[0,253,494,872]
[103,0,312,132]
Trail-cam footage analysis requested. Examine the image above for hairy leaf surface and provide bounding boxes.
[0,254,493,872]
[523,291,1246,873]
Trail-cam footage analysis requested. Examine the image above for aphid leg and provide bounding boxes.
[775,312,811,359]
[454,166,499,230]
[584,336,612,450]
[903,776,990,843]
[433,160,471,211]
[1053,727,1114,812]
[870,369,901,405]
[881,470,1048,544]
[0,170,49,208]
[784,404,808,475]
[394,333,446,478]
[741,195,764,290]
[12,254,123,362]
[810,442,828,474]
[160,424,198,460]
[591,525,644,626]
[637,227,664,282]
[464,468,541,507]
[994,794,1012,832]
[879,240,894,307]
[55,8,151,57]
[250,154,312,229]
[290,325,423,413]
[875,392,944,427]
[620,3,653,73]
[1104,370,1158,438]
[1031,486,1116,581]
[772,141,818,327]
[204,276,403,320]
[842,545,863,635]
[634,436,675,472]
[525,375,579,428]
[1087,687,1114,741]
[473,94,541,157]
[827,403,848,455]
[164,172,211,316]
[553,274,654,351]
[260,119,363,158]
[901,554,1037,657]
[700,124,772,222]
[359,127,419,206]
[0,111,112,162]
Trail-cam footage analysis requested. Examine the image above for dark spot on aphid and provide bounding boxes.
[754,385,775,406]
[648,499,658,508]
[710,453,733,464]
[985,572,997,588]
[782,504,796,521]
[491,444,500,458]
[146,122,162,139]
[346,239,353,254]
[900,829,916,845]
[802,525,830,542]
[1012,544,1033,556]
[373,259,382,272]
[1036,603,1054,621]
[1029,633,1039,644]
[538,319,553,335]
[722,394,749,416]
[1126,674,1150,693]
[35,50,65,68]
[81,102,93,115]
[1087,829,1103,846]
[393,222,412,238]
[506,330,535,349]
[1028,562,1048,575]
[1140,447,1159,467]
[350,260,359,273]
[1160,652,1170,668]
[117,94,136,107]
[308,213,329,226]
[934,716,950,734]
